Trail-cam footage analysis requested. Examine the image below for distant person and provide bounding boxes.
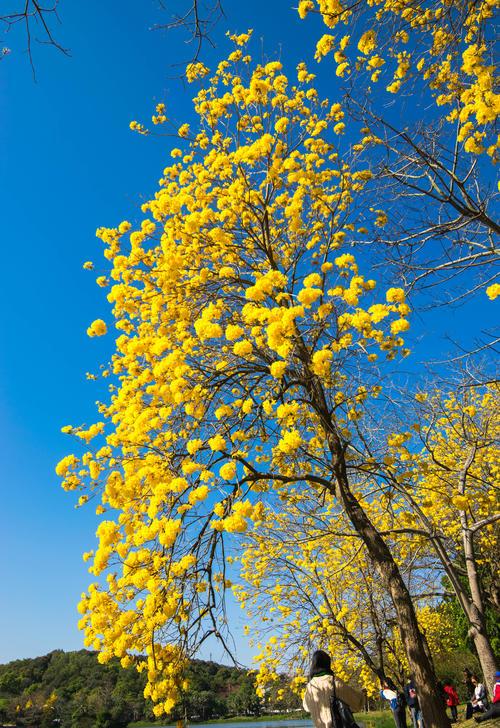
[465,675,487,719]
[404,678,423,728]
[302,650,364,728]
[474,671,500,723]
[463,668,474,700]
[443,680,459,722]
[381,678,407,728]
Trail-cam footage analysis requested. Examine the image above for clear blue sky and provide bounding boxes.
[0,0,494,667]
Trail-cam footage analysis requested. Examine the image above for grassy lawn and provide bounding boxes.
[358,708,500,728]
[355,710,395,728]
[359,710,500,728]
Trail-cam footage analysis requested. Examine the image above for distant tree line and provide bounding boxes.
[0,650,302,728]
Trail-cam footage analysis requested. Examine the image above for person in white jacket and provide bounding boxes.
[302,650,365,728]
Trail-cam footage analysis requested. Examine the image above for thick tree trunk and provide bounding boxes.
[471,623,498,697]
[414,513,498,692]
[459,455,498,695]
[464,529,498,693]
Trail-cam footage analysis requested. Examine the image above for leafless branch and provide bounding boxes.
[153,0,224,66]
[1,1,69,77]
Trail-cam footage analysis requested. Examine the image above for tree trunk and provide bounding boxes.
[460,457,498,694]
[471,622,498,697]
[412,509,498,692]
[464,529,498,693]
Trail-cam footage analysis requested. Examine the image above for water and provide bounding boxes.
[143,718,367,728]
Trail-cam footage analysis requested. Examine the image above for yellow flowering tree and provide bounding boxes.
[389,385,500,693]
[59,35,453,725]
[235,495,450,695]
[300,0,498,152]
[298,0,499,307]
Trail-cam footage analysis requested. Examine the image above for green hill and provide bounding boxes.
[0,650,299,728]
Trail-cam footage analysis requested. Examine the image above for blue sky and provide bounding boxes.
[0,0,495,667]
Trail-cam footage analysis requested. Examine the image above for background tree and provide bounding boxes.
[0,649,271,727]
[235,481,458,696]
[401,385,500,691]
[298,0,499,316]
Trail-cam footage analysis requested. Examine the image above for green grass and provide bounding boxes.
[355,710,395,728]
[128,714,308,728]
[456,717,499,728]
[203,714,309,724]
[359,708,500,728]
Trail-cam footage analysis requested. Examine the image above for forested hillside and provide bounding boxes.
[0,650,299,728]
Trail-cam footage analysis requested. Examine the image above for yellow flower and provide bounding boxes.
[187,438,204,454]
[452,495,468,510]
[303,272,322,288]
[270,361,287,378]
[87,319,107,337]
[335,253,356,269]
[225,324,244,341]
[390,319,410,335]
[358,30,377,55]
[486,283,500,300]
[188,485,209,505]
[208,434,226,451]
[298,287,322,305]
[386,80,401,94]
[220,461,237,480]
[185,62,209,82]
[386,287,405,304]
[297,0,314,19]
[368,304,389,323]
[336,62,350,77]
[275,117,289,134]
[118,221,131,234]
[278,429,303,453]
[315,34,335,61]
[233,340,253,356]
[311,349,333,376]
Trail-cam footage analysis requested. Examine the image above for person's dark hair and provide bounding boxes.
[384,677,397,691]
[309,650,334,680]
[463,668,472,677]
[471,674,479,682]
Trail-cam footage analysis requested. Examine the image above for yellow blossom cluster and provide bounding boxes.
[87,319,107,337]
[299,0,499,157]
